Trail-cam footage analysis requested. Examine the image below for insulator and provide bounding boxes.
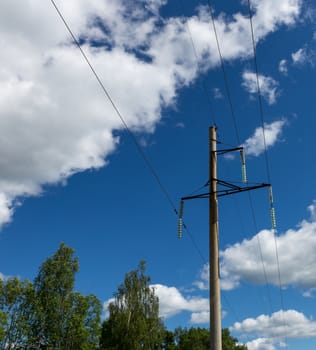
[269,186,274,205]
[177,218,183,239]
[270,207,277,229]
[177,200,184,239]
[242,164,247,184]
[179,200,184,218]
[240,148,246,165]
[240,149,247,183]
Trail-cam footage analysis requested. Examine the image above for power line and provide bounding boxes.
[221,292,252,345]
[49,0,208,262]
[247,192,274,312]
[183,222,207,264]
[246,0,288,346]
[50,4,284,339]
[49,0,177,213]
[208,0,272,320]
[246,0,272,184]
[178,0,217,126]
[206,0,241,145]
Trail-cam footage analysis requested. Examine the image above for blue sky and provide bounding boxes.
[0,0,316,349]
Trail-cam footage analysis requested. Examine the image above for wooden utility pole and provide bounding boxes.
[179,125,270,350]
[209,126,221,350]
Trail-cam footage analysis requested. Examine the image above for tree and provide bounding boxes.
[0,244,102,349]
[161,330,177,350]
[100,261,165,350]
[0,277,34,349]
[0,311,5,343]
[176,327,209,350]
[30,243,101,349]
[174,327,247,350]
[222,328,247,350]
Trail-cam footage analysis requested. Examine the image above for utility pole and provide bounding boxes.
[209,126,221,350]
[178,125,271,350]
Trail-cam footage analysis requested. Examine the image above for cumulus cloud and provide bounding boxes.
[0,0,302,227]
[278,59,288,75]
[152,284,208,320]
[189,311,210,324]
[248,0,302,36]
[242,120,286,157]
[213,88,223,99]
[245,338,276,350]
[194,261,241,291]
[193,263,209,290]
[232,309,316,349]
[220,201,316,292]
[103,283,209,324]
[242,71,280,105]
[291,47,309,65]
[308,200,316,220]
[0,272,10,281]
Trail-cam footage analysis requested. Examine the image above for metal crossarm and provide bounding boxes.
[181,181,270,201]
[216,147,243,155]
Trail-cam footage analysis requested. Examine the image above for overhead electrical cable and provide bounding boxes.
[246,0,272,183]
[247,0,288,345]
[49,0,207,262]
[206,0,241,145]
[205,0,277,320]
[49,0,176,213]
[221,292,252,345]
[178,0,217,126]
[50,4,282,341]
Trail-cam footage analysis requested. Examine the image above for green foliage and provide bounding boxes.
[100,261,165,350]
[30,243,101,349]
[170,327,247,350]
[175,327,209,350]
[222,328,247,350]
[0,243,101,350]
[0,246,247,350]
[162,330,177,350]
[0,277,34,349]
[0,311,5,342]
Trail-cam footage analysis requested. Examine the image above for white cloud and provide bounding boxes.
[0,272,10,281]
[194,263,209,290]
[213,88,223,99]
[0,0,302,227]
[278,59,288,75]
[248,0,302,37]
[102,297,115,319]
[232,309,316,350]
[246,338,276,350]
[103,283,209,323]
[194,262,240,291]
[175,122,185,128]
[291,47,308,65]
[242,71,280,105]
[220,201,316,291]
[190,311,210,324]
[308,200,316,221]
[242,120,286,157]
[291,46,316,67]
[152,284,209,320]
